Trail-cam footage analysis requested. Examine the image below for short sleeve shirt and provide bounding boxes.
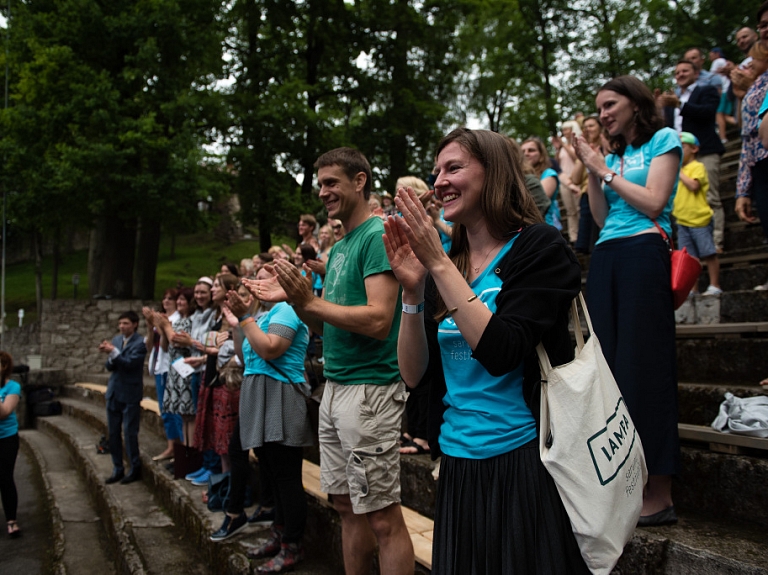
[242,302,309,383]
[0,380,21,439]
[437,236,536,459]
[541,168,561,228]
[673,160,712,228]
[323,216,401,385]
[598,128,682,244]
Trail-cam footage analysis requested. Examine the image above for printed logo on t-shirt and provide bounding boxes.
[325,252,346,299]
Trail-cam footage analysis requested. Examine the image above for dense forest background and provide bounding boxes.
[0,0,759,305]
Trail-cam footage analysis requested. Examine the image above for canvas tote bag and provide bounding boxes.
[537,293,647,575]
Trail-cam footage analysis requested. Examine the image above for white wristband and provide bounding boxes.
[402,302,425,315]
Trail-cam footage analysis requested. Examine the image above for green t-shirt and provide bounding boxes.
[323,216,401,385]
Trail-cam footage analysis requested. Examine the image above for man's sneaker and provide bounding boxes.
[191,469,213,486]
[755,282,768,291]
[210,512,248,542]
[256,542,303,573]
[185,467,207,481]
[247,527,282,559]
[248,505,276,526]
[702,285,723,296]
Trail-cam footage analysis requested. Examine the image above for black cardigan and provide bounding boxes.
[421,223,582,459]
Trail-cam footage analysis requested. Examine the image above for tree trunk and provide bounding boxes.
[33,230,43,318]
[88,213,137,298]
[51,226,60,300]
[133,218,161,300]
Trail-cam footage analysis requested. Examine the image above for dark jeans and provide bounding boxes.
[228,420,305,543]
[0,433,19,522]
[107,398,141,474]
[574,193,599,254]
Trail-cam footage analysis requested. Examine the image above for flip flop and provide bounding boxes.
[398,433,411,446]
[399,439,429,455]
[7,521,21,538]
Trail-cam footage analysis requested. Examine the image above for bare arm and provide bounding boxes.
[678,171,701,192]
[0,391,19,419]
[541,175,558,199]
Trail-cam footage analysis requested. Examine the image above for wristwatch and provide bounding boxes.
[602,172,617,184]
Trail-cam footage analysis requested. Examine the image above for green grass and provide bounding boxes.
[1,232,292,326]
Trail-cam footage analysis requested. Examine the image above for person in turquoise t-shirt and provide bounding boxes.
[522,137,563,230]
[247,147,413,575]
[385,128,587,574]
[0,351,21,538]
[575,75,682,528]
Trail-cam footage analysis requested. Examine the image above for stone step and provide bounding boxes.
[33,411,217,575]
[678,382,767,426]
[0,438,56,575]
[676,290,768,324]
[697,258,768,293]
[723,222,767,252]
[676,325,768,385]
[50,392,342,574]
[19,428,118,575]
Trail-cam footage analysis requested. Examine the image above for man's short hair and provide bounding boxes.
[685,47,704,58]
[315,147,373,199]
[119,311,140,325]
[676,59,696,69]
[300,214,317,230]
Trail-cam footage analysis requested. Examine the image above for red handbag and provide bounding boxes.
[653,221,702,309]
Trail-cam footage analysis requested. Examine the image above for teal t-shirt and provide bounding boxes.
[541,168,562,230]
[323,216,401,385]
[598,128,682,244]
[436,236,537,459]
[242,302,309,384]
[0,380,21,438]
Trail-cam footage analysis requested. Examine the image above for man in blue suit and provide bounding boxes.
[98,311,147,485]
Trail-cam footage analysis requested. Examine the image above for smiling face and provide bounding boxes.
[298,220,311,239]
[674,62,697,89]
[176,295,190,316]
[162,292,176,314]
[736,27,758,53]
[596,89,637,140]
[520,141,541,166]
[583,117,602,144]
[317,164,366,224]
[194,283,212,309]
[433,141,485,226]
[211,278,226,303]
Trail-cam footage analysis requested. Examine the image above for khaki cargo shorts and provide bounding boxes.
[319,380,408,514]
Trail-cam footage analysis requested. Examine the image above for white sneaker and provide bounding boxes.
[702,285,723,296]
[755,282,768,291]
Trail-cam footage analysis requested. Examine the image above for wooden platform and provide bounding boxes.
[679,423,768,455]
[675,322,768,337]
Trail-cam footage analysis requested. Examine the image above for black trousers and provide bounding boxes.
[228,420,305,543]
[0,433,19,522]
[107,397,141,474]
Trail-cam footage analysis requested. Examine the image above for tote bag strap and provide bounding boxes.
[537,292,593,376]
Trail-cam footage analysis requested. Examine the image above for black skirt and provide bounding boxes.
[432,440,590,575]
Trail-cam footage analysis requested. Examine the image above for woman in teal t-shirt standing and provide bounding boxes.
[0,351,22,538]
[575,75,682,527]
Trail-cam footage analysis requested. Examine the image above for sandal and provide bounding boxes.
[7,521,21,538]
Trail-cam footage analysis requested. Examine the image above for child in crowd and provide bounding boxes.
[673,132,722,296]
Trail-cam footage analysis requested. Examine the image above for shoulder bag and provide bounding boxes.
[537,293,647,574]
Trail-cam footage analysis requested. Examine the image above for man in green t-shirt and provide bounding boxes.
[248,147,414,575]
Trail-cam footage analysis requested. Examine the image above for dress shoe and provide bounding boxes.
[105,470,125,485]
[637,505,678,527]
[120,468,142,485]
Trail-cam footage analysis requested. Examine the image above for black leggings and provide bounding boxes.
[0,433,19,522]
[228,420,306,543]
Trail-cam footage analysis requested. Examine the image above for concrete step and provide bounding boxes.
[33,411,215,575]
[51,392,342,574]
[0,438,56,575]
[19,428,118,575]
[676,290,768,324]
[678,382,767,426]
[676,327,768,385]
[723,222,767,252]
[698,253,768,293]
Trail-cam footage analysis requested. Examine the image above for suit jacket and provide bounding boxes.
[105,331,147,404]
[663,84,725,157]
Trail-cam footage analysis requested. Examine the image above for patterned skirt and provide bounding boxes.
[193,383,240,455]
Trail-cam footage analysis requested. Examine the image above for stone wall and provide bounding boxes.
[39,299,151,377]
[1,322,41,364]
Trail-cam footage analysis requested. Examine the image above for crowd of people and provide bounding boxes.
[3,3,768,573]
